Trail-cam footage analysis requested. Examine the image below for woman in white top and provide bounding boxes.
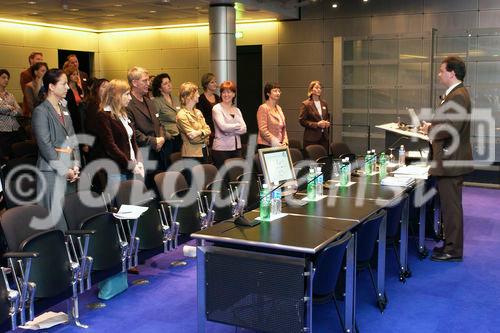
[211,80,247,168]
[95,79,144,190]
[298,80,330,151]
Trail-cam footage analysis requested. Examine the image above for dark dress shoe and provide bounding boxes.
[430,252,463,262]
[433,245,445,254]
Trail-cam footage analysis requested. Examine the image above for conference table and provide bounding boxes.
[191,169,426,333]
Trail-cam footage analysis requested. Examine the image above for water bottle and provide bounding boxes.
[316,166,323,197]
[259,184,271,220]
[364,150,372,175]
[399,145,406,166]
[271,181,282,216]
[379,152,387,178]
[307,168,316,200]
[371,149,377,167]
[340,158,350,186]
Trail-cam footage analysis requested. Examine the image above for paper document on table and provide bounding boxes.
[19,311,68,330]
[113,204,148,220]
[393,165,429,179]
[381,176,415,187]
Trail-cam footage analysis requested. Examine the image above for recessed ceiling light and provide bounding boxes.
[30,12,38,15]
[195,6,202,10]
[69,8,79,12]
[106,14,115,17]
[113,3,122,7]
[332,3,338,8]
[149,10,157,13]
[363,0,368,2]
[27,1,37,4]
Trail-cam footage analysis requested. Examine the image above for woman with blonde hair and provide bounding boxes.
[299,80,330,151]
[176,82,211,162]
[95,79,144,189]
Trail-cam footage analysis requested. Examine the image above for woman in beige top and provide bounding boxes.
[176,82,211,163]
[24,62,48,115]
[152,73,182,166]
[257,82,288,149]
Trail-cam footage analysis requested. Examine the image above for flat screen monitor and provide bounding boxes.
[258,146,296,186]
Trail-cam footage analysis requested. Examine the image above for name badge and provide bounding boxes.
[322,106,326,109]
[63,111,69,116]
[155,113,159,118]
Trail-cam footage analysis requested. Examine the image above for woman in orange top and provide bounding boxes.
[257,82,288,149]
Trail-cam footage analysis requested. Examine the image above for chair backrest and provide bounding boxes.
[288,139,302,150]
[316,156,333,180]
[313,232,352,296]
[191,164,218,192]
[253,153,262,174]
[169,188,201,234]
[11,140,37,158]
[330,142,352,159]
[0,205,51,252]
[63,191,107,230]
[289,148,303,165]
[20,229,72,298]
[170,152,182,164]
[0,267,13,325]
[357,210,386,263]
[386,194,408,239]
[154,171,189,201]
[115,179,154,206]
[304,144,327,161]
[223,158,245,183]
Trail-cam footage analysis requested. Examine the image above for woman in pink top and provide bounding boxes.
[257,82,288,149]
[211,80,247,168]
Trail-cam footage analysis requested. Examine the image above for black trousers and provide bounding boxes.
[436,175,464,256]
[211,149,242,169]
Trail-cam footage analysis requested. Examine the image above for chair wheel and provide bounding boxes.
[377,294,388,312]
[399,274,406,283]
[404,270,412,278]
[418,248,428,260]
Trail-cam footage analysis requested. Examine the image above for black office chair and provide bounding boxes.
[289,148,303,165]
[304,144,327,161]
[253,153,262,174]
[169,152,182,164]
[115,180,169,267]
[330,142,352,159]
[0,157,37,209]
[236,172,262,205]
[191,164,219,192]
[288,139,302,150]
[1,205,92,328]
[63,191,125,275]
[223,158,245,183]
[167,188,202,234]
[154,171,189,201]
[356,210,386,312]
[205,180,234,222]
[11,140,37,158]
[313,231,352,332]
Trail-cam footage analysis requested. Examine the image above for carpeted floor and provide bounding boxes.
[14,186,500,333]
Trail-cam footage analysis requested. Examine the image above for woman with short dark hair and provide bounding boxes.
[257,82,288,148]
[196,72,220,138]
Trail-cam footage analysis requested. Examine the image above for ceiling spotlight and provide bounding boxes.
[149,10,157,13]
[69,8,79,11]
[332,3,338,8]
[27,1,37,4]
[363,0,368,2]
[30,12,38,15]
[113,3,123,7]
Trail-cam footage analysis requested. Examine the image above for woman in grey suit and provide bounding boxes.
[32,68,80,230]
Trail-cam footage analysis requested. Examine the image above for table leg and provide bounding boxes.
[399,198,411,282]
[305,260,313,333]
[197,247,206,333]
[344,234,356,333]
[376,213,388,312]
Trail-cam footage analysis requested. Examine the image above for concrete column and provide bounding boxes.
[209,1,236,84]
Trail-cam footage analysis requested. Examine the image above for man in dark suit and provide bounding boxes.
[420,56,473,262]
[299,80,330,152]
[126,66,166,187]
[67,54,89,94]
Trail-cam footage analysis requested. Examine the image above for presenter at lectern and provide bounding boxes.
[420,56,473,262]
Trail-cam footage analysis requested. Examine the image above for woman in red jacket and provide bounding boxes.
[96,79,144,190]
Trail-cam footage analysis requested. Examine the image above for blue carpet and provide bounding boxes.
[14,187,500,333]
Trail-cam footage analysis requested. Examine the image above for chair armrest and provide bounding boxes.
[3,252,39,259]
[65,229,96,236]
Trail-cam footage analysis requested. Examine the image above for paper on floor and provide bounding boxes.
[19,311,68,330]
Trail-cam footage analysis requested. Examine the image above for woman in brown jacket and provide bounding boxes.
[299,80,330,151]
[96,79,144,190]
